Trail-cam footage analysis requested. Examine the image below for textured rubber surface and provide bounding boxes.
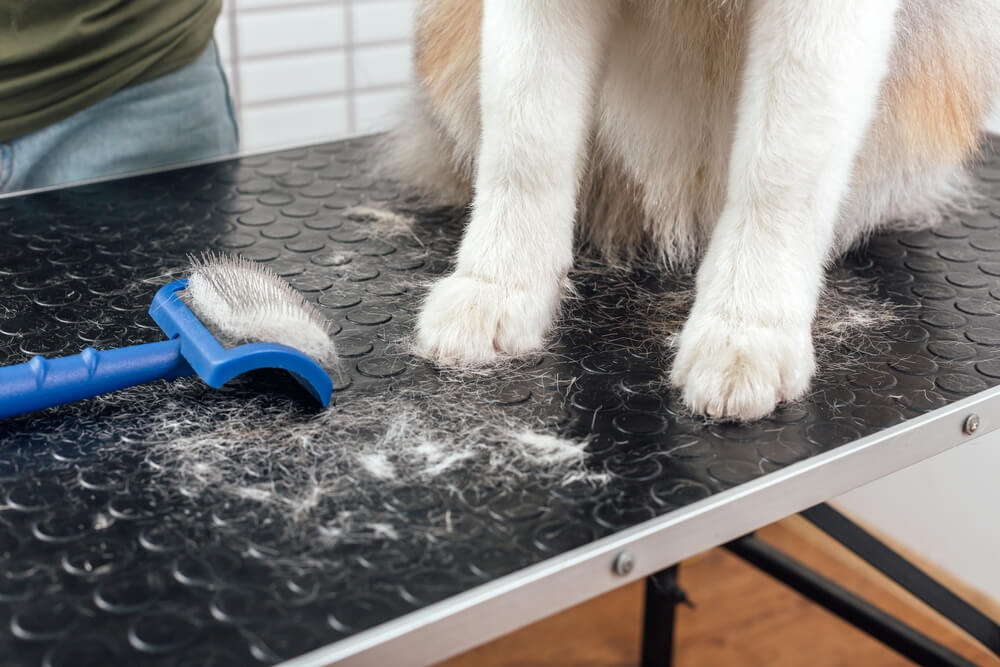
[3,134,1000,665]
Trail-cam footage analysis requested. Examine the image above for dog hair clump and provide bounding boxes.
[183,252,338,367]
[564,263,903,375]
[23,256,904,571]
[77,363,605,568]
[344,205,418,239]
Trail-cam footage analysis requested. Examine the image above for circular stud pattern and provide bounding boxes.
[1,139,1000,667]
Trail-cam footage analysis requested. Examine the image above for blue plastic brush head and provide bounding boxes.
[150,277,334,407]
[157,252,337,406]
[181,253,338,371]
[0,254,335,419]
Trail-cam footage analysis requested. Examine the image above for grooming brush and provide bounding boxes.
[0,253,336,419]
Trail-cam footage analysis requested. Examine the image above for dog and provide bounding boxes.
[385,0,1000,421]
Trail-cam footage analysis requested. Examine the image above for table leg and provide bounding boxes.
[801,503,1000,655]
[641,565,687,667]
[726,534,977,667]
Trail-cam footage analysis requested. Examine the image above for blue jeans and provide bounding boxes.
[0,40,238,194]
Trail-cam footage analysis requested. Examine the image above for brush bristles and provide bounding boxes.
[184,252,337,367]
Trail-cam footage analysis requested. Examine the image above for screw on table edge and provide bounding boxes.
[963,414,980,435]
[613,550,635,576]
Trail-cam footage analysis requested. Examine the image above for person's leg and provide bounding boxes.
[2,40,238,194]
[0,142,12,192]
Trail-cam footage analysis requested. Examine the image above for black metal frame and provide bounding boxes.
[641,566,684,667]
[639,503,1000,667]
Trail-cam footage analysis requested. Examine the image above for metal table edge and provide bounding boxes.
[0,131,994,204]
[5,132,998,665]
[279,387,1000,667]
[0,135,366,201]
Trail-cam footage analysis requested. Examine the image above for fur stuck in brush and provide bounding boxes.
[185,252,339,368]
[379,0,1000,421]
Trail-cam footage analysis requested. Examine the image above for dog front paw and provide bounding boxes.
[414,273,560,365]
[670,312,814,421]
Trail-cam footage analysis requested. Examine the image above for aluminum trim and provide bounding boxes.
[0,136,369,200]
[279,387,999,667]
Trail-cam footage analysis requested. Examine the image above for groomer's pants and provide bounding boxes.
[0,40,239,194]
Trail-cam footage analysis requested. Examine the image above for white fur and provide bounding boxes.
[672,1,903,419]
[396,0,1000,420]
[185,253,337,367]
[415,1,616,362]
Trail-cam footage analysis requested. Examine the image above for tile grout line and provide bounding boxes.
[224,38,410,63]
[226,0,246,142]
[234,0,404,13]
[344,0,357,133]
[241,81,411,110]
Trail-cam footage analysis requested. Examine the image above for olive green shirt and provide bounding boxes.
[0,0,222,141]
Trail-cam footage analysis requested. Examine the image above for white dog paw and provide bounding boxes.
[414,273,560,365]
[670,313,815,421]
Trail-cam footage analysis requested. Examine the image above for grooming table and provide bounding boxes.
[1,135,999,667]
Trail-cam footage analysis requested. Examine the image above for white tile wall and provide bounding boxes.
[352,0,419,42]
[237,6,347,56]
[352,42,413,89]
[242,96,350,149]
[215,0,418,153]
[354,87,411,134]
[239,52,348,104]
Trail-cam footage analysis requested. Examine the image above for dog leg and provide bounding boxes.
[672,0,902,420]
[415,0,615,364]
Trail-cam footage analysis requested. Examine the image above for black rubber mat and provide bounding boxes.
[2,134,1000,665]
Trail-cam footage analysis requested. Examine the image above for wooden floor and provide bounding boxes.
[440,517,999,666]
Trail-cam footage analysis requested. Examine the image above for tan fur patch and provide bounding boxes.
[884,38,988,164]
[414,0,482,110]
[577,144,649,265]
[399,0,999,260]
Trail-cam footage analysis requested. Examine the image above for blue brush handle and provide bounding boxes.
[0,339,193,419]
